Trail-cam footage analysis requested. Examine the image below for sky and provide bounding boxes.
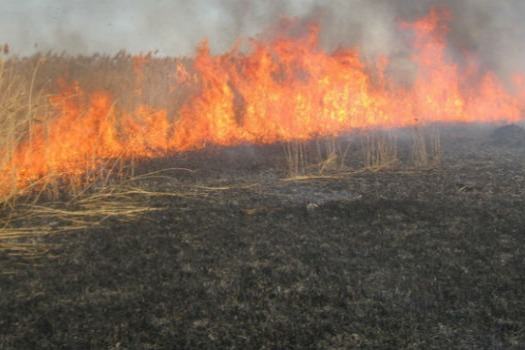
[1,0,525,77]
[1,0,315,56]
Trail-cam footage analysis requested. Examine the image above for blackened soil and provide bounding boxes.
[1,127,525,349]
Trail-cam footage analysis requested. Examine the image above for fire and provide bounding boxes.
[1,9,524,196]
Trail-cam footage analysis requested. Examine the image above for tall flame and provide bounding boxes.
[2,9,524,195]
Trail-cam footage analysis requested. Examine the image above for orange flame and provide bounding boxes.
[2,9,524,196]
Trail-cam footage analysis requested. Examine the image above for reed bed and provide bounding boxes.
[0,52,444,257]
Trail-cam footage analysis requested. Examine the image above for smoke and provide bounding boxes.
[2,0,525,77]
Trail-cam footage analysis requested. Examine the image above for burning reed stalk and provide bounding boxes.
[0,55,140,206]
[0,56,41,204]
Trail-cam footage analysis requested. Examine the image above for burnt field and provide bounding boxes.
[1,126,525,349]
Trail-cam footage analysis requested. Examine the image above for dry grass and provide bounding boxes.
[0,51,247,257]
[283,140,308,177]
[362,130,399,171]
[0,183,160,257]
[0,52,187,206]
[0,57,40,203]
[411,123,442,168]
[283,136,354,178]
[0,52,446,258]
[0,167,266,258]
[316,137,352,174]
[281,125,444,180]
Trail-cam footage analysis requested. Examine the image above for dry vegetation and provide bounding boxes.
[0,52,445,200]
[282,126,442,178]
[0,52,191,203]
[2,53,525,350]
[1,129,524,348]
[0,53,446,255]
[0,53,190,254]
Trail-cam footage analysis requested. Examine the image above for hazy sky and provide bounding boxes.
[2,0,525,77]
[0,0,318,56]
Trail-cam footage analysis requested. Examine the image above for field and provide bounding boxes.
[1,125,525,349]
[1,18,525,346]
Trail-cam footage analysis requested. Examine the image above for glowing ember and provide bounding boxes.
[1,9,524,195]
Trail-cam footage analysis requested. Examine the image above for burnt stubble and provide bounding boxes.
[1,126,525,349]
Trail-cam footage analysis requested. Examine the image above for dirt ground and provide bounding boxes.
[1,125,525,349]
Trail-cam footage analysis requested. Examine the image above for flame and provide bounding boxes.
[2,9,525,196]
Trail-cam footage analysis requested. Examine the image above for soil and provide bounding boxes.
[1,125,525,349]
[490,124,525,147]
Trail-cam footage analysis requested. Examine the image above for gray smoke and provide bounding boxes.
[2,0,525,77]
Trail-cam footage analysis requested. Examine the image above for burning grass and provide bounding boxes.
[1,9,525,206]
[0,8,524,259]
[1,6,525,348]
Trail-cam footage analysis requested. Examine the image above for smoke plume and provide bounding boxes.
[2,0,525,77]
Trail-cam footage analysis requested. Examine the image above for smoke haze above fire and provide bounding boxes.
[1,0,525,77]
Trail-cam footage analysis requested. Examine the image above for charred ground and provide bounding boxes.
[1,125,525,349]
